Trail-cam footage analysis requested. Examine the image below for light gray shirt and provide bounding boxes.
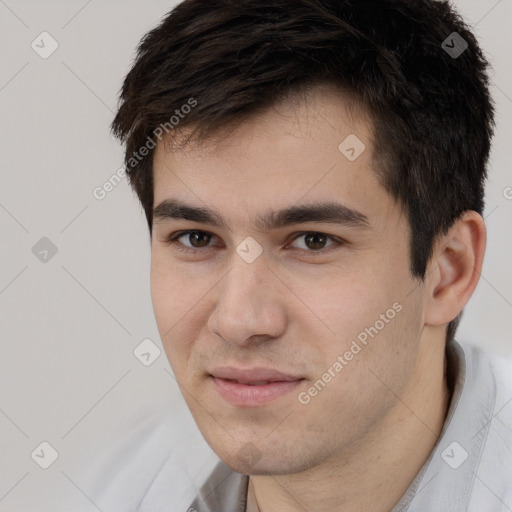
[188,339,512,512]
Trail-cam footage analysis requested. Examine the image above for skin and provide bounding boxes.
[150,85,486,512]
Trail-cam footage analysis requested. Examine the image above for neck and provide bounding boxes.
[249,337,451,512]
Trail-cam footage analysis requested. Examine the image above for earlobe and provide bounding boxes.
[425,211,487,327]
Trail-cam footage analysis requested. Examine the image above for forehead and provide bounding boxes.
[158,85,371,161]
[151,86,398,227]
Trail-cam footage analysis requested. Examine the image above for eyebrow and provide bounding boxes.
[152,199,371,233]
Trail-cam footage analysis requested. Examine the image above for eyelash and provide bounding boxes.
[165,230,344,255]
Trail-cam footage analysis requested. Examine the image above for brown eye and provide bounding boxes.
[186,231,211,248]
[166,230,215,251]
[289,232,336,251]
[304,233,328,250]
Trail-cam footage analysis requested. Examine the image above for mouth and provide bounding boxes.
[208,367,305,406]
[220,379,285,386]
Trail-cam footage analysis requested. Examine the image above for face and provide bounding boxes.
[150,86,428,475]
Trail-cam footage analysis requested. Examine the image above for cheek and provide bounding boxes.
[305,265,399,343]
[150,257,174,330]
[150,252,222,376]
[310,256,422,374]
[150,255,194,364]
[150,250,204,327]
[298,288,423,443]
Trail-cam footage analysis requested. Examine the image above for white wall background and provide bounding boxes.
[0,1,510,510]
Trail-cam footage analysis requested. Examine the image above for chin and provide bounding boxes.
[223,456,292,476]
[214,444,310,476]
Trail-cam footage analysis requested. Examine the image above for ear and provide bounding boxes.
[424,211,487,327]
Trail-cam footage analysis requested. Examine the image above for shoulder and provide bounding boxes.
[460,341,512,409]
[406,340,512,512]
[458,342,512,509]
[72,402,217,511]
[76,406,175,510]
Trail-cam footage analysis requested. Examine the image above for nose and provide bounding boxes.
[207,256,288,347]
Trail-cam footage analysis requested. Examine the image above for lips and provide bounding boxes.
[208,366,304,406]
[232,380,275,386]
[209,366,302,384]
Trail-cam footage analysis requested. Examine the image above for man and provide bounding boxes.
[107,0,512,510]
